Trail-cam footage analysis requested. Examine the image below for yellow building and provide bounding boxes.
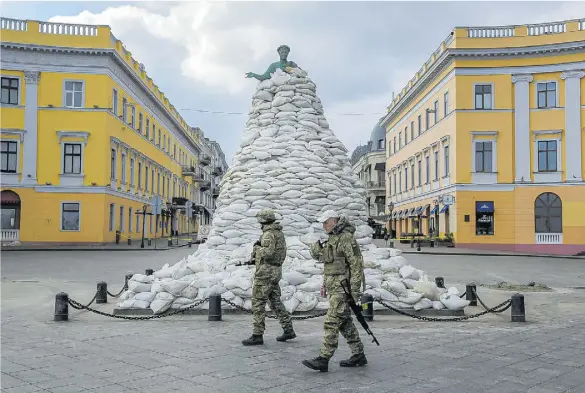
[381,18,585,255]
[0,18,217,244]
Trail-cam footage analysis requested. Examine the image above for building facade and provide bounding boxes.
[382,18,585,255]
[350,122,387,224]
[0,18,226,244]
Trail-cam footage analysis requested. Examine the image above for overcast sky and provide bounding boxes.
[2,1,583,163]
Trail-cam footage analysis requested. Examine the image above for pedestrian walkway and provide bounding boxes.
[1,235,201,252]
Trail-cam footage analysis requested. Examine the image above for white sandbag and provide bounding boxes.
[223,277,252,291]
[377,259,399,272]
[295,292,318,312]
[153,263,173,279]
[180,284,199,299]
[119,290,135,301]
[280,285,296,301]
[160,280,190,296]
[221,291,236,301]
[134,292,156,303]
[391,256,408,268]
[315,301,330,310]
[373,287,399,302]
[297,279,321,292]
[399,265,420,280]
[383,281,408,296]
[413,275,440,301]
[128,281,152,293]
[150,292,175,314]
[283,296,300,313]
[447,286,460,296]
[365,277,382,289]
[171,260,193,280]
[403,279,419,289]
[398,292,423,305]
[130,274,154,283]
[231,287,253,298]
[440,293,470,311]
[283,271,307,285]
[413,298,433,311]
[432,301,446,310]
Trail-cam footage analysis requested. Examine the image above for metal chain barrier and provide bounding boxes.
[82,291,99,309]
[471,287,505,314]
[67,297,209,320]
[375,298,512,322]
[107,285,127,298]
[221,298,327,320]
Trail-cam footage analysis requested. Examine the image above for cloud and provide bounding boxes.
[47,1,584,163]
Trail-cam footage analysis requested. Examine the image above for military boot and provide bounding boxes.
[241,335,263,346]
[301,356,329,372]
[276,329,296,342]
[339,353,368,367]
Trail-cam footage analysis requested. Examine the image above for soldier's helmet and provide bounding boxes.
[256,209,277,224]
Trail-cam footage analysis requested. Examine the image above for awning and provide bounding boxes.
[440,205,449,214]
[421,204,431,214]
[397,210,405,219]
[408,208,416,217]
[374,162,386,171]
[430,205,439,215]
[413,206,423,215]
[476,201,494,213]
[0,190,20,204]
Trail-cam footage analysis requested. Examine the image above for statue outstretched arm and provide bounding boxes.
[246,63,276,81]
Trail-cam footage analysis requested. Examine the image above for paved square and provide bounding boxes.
[2,250,585,392]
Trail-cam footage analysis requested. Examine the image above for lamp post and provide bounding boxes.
[433,198,440,241]
[387,201,394,243]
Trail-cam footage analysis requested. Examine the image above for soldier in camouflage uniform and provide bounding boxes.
[302,210,367,372]
[242,209,296,346]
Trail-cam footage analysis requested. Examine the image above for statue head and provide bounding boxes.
[277,45,290,61]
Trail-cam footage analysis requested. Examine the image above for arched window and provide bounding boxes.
[534,192,562,233]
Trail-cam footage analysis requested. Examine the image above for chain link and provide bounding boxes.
[375,298,512,322]
[221,298,327,320]
[67,297,209,320]
[82,291,99,309]
[107,284,127,298]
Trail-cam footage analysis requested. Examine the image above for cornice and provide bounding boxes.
[381,40,585,128]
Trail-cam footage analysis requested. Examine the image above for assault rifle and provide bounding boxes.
[340,278,380,346]
[236,241,261,266]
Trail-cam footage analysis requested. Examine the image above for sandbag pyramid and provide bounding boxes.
[118,67,469,314]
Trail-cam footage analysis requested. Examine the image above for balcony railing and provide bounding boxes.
[181,165,196,176]
[1,18,27,31]
[199,155,211,166]
[535,233,563,245]
[199,180,211,191]
[212,166,224,176]
[528,22,566,36]
[1,229,20,242]
[212,188,220,198]
[366,181,386,190]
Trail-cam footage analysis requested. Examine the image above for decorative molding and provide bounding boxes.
[512,74,534,84]
[23,70,40,84]
[532,129,563,141]
[56,131,90,145]
[471,131,499,139]
[440,135,450,144]
[561,70,585,80]
[1,128,26,142]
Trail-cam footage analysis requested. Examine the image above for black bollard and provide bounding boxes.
[435,277,445,289]
[96,281,108,304]
[148,239,152,246]
[168,238,173,247]
[145,269,154,276]
[361,293,374,321]
[115,231,120,244]
[511,293,525,322]
[128,238,132,246]
[188,241,192,248]
[208,294,222,321]
[125,272,134,290]
[54,292,69,321]
[466,284,477,306]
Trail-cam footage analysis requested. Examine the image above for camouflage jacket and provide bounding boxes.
[310,216,364,296]
[253,222,287,284]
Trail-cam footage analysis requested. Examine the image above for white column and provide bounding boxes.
[561,70,585,182]
[512,74,533,183]
[21,71,40,185]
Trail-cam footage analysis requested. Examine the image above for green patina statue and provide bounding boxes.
[245,45,299,81]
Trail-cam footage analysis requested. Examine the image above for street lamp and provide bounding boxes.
[387,201,394,239]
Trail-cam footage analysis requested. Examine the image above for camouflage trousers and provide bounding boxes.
[319,294,364,359]
[252,282,293,335]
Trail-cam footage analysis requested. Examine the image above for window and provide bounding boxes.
[136,214,140,233]
[163,134,166,151]
[474,84,492,109]
[393,137,396,153]
[417,159,422,186]
[119,206,124,232]
[1,77,19,105]
[417,115,422,136]
[425,109,430,131]
[434,150,439,180]
[130,158,135,186]
[109,204,115,231]
[145,166,149,190]
[112,89,118,115]
[121,153,126,183]
[535,192,562,233]
[434,100,439,123]
[152,124,155,142]
[138,162,142,188]
[410,121,414,141]
[122,98,128,122]
[475,142,493,172]
[63,143,82,174]
[378,139,384,150]
[129,207,133,233]
[476,201,494,235]
[151,169,155,193]
[410,164,415,189]
[1,141,18,173]
[131,105,135,128]
[398,171,402,193]
[443,145,449,176]
[110,149,116,179]
[61,203,80,231]
[64,81,83,108]
[537,141,557,172]
[425,156,430,184]
[537,82,556,109]
[158,130,161,146]
[404,127,408,144]
[146,118,150,139]
[157,173,161,195]
[444,91,449,115]
[404,167,408,190]
[399,134,402,148]
[393,173,397,194]
[174,143,178,157]
[138,113,143,133]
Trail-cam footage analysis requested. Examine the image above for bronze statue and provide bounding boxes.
[245,45,299,81]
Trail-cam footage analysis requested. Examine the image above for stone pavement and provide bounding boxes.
[2,250,585,392]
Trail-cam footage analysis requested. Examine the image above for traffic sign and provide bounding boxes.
[150,195,163,215]
[442,195,455,205]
